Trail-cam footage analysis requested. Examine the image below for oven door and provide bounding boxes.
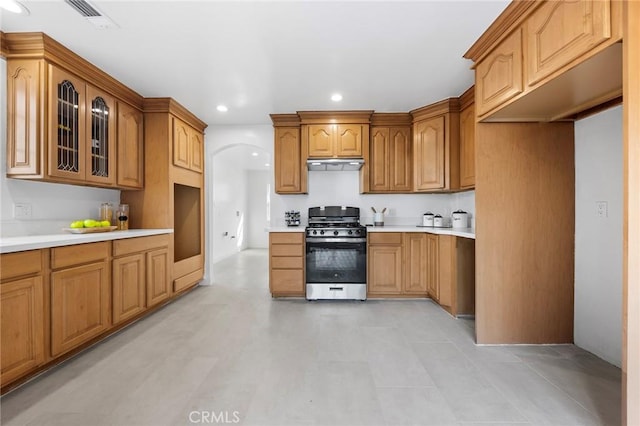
[305,238,366,284]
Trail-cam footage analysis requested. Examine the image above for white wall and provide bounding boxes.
[271,170,475,227]
[574,105,623,367]
[210,152,249,264]
[0,58,121,238]
[246,170,270,248]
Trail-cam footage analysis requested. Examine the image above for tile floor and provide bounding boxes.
[1,249,621,426]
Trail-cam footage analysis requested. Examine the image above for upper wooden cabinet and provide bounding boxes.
[411,99,460,192]
[307,124,364,158]
[368,113,412,193]
[173,117,204,174]
[474,29,523,117]
[465,0,622,122]
[525,0,613,86]
[271,114,306,194]
[4,33,145,189]
[298,111,372,159]
[459,87,475,189]
[117,102,144,189]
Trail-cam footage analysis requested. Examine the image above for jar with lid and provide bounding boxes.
[100,203,113,225]
[117,204,129,230]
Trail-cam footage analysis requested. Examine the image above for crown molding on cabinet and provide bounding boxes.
[3,32,144,109]
[459,86,475,111]
[410,98,461,122]
[370,113,412,127]
[143,97,208,133]
[269,114,301,127]
[297,110,374,124]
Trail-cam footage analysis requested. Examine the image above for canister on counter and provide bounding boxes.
[422,212,434,227]
[117,204,129,230]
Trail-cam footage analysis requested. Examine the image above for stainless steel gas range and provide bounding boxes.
[305,206,367,301]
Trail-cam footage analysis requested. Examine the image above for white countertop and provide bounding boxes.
[365,225,475,239]
[268,225,474,239]
[268,226,306,233]
[0,229,174,254]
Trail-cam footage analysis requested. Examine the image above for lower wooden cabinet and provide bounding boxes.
[1,275,45,384]
[112,235,171,323]
[112,253,146,325]
[0,234,178,393]
[368,232,475,314]
[404,234,428,295]
[269,232,305,296]
[51,259,110,357]
[436,235,475,316]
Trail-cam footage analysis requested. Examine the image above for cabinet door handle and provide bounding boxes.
[329,287,344,291]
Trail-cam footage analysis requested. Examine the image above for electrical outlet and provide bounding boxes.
[14,203,32,219]
[596,201,608,218]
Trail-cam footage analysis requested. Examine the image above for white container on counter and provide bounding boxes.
[452,210,468,229]
[422,212,434,226]
[433,214,444,227]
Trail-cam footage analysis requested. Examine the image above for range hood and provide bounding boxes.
[307,158,364,171]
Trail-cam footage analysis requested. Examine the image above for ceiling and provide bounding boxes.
[1,0,509,127]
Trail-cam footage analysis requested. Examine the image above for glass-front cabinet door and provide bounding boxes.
[85,85,115,185]
[48,65,86,181]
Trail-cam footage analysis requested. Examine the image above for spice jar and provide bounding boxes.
[117,204,129,230]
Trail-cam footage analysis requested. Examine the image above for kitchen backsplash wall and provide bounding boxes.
[271,170,475,227]
[0,58,121,238]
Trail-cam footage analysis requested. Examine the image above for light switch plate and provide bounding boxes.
[596,201,608,218]
[14,203,32,219]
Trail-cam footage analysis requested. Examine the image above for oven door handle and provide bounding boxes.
[305,237,367,244]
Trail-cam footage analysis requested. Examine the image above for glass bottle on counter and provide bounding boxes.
[117,204,129,230]
[100,202,113,225]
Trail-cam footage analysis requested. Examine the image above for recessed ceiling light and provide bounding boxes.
[0,0,29,14]
[265,163,270,167]
[331,93,343,102]
[251,152,258,157]
[216,105,228,112]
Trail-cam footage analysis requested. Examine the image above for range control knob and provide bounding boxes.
[320,230,324,235]
[355,229,361,235]
[334,230,339,236]
[312,230,317,235]
[348,230,353,235]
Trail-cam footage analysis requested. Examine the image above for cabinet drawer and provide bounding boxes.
[368,233,403,245]
[270,232,304,244]
[271,244,303,257]
[113,234,170,257]
[271,257,303,269]
[51,242,110,269]
[1,250,42,282]
[270,269,304,292]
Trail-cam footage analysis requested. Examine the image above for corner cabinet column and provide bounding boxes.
[271,114,306,194]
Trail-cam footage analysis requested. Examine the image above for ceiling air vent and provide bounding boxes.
[65,0,119,29]
[65,0,101,17]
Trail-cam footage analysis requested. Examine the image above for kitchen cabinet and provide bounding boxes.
[525,0,614,86]
[112,234,170,324]
[50,242,110,357]
[411,99,460,192]
[272,120,306,194]
[474,29,523,117]
[122,98,207,293]
[307,124,364,158]
[404,234,428,295]
[465,0,622,122]
[173,117,204,174]
[269,232,305,296]
[459,87,475,189]
[367,233,403,295]
[437,236,475,317]
[4,33,145,189]
[0,250,46,385]
[47,65,117,186]
[117,102,144,189]
[369,113,413,193]
[426,234,439,301]
[298,111,372,162]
